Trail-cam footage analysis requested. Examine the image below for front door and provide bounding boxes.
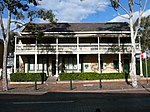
[52,60,56,76]
[124,59,130,73]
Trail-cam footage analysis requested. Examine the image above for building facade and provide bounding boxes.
[14,22,141,77]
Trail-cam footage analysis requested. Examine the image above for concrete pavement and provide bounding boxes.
[0,78,150,94]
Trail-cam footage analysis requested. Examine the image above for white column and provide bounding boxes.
[14,36,17,52]
[98,37,101,73]
[35,54,37,73]
[55,37,59,77]
[77,54,80,72]
[35,39,37,73]
[118,35,122,73]
[77,37,80,72]
[119,53,122,73]
[14,36,17,73]
[56,54,59,77]
[14,54,16,73]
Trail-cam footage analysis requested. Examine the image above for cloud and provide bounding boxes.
[143,9,150,17]
[109,9,150,23]
[38,0,109,22]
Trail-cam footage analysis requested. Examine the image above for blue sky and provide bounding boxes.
[37,0,150,22]
[1,0,150,39]
[1,0,150,25]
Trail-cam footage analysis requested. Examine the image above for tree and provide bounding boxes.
[0,0,56,91]
[110,0,148,87]
[134,15,150,51]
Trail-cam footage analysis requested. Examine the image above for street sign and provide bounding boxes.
[141,53,146,59]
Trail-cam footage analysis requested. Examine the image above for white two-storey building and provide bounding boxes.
[14,22,141,77]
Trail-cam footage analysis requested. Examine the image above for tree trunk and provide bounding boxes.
[2,41,8,91]
[129,17,138,88]
[2,10,11,91]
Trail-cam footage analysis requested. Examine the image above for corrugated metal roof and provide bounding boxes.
[22,22,130,32]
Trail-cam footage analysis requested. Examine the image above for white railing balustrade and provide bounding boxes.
[58,44,77,52]
[16,43,140,54]
[37,44,56,52]
[16,44,36,52]
[79,44,98,52]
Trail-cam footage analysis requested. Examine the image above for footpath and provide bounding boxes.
[0,78,150,94]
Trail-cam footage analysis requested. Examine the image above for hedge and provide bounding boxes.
[59,72,127,81]
[10,73,47,82]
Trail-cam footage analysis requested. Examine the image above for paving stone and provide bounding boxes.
[0,78,150,94]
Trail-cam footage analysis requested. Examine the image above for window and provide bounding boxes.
[29,58,35,71]
[64,56,77,70]
[38,58,47,71]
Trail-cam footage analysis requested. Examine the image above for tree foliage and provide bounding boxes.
[134,16,150,50]
[0,0,56,30]
[110,0,119,9]
[0,0,56,91]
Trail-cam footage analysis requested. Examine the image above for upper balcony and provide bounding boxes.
[15,43,141,54]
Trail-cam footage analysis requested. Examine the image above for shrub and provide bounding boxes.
[10,73,47,82]
[59,72,126,81]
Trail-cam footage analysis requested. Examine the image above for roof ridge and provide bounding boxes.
[27,22,128,24]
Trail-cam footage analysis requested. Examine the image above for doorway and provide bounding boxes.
[52,60,56,76]
[124,59,130,73]
[124,59,130,84]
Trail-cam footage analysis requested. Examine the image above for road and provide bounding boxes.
[0,92,150,112]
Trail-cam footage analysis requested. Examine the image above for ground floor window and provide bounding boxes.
[38,58,47,71]
[64,56,77,70]
[28,57,47,71]
[29,58,35,71]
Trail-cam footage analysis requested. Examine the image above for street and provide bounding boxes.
[0,92,150,112]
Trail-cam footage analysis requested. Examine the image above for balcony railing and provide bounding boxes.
[16,43,140,54]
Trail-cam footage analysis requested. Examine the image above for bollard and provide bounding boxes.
[70,79,73,90]
[99,79,102,89]
[35,80,37,90]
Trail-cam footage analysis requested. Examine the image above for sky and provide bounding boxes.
[37,0,150,22]
[1,0,150,39]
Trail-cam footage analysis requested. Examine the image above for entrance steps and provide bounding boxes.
[46,76,58,84]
